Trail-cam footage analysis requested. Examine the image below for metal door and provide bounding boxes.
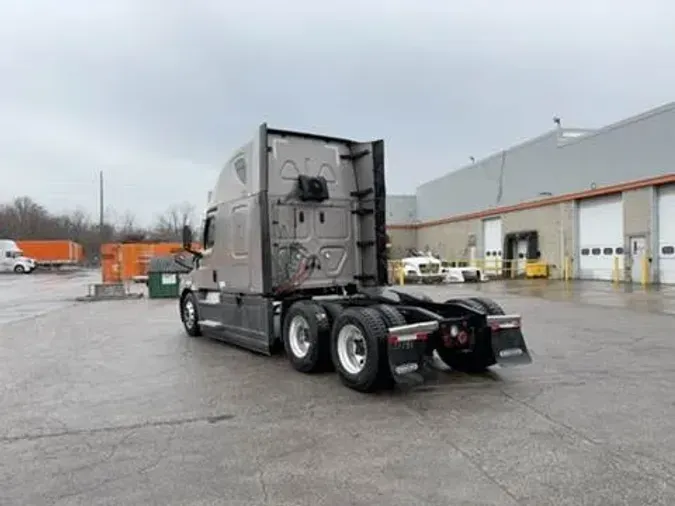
[516,239,528,275]
[0,251,9,272]
[629,236,646,283]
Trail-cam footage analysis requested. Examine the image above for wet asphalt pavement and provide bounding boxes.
[1,274,675,505]
[0,269,100,325]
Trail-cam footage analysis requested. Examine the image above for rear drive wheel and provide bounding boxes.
[467,297,505,315]
[371,304,406,388]
[331,307,388,392]
[316,302,345,372]
[180,292,202,337]
[282,301,331,373]
[372,304,406,327]
[14,265,25,274]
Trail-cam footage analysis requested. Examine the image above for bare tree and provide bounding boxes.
[1,197,51,238]
[116,210,138,235]
[153,202,195,241]
[0,196,197,263]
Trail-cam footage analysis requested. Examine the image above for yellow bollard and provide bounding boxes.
[563,256,571,282]
[641,255,649,287]
[612,256,620,285]
[397,264,405,286]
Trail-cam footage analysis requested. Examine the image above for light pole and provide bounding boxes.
[99,170,105,247]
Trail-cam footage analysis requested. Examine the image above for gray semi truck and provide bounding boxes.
[178,124,532,392]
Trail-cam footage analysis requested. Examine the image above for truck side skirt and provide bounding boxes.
[196,291,275,355]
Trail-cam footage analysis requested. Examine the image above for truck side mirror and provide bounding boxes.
[182,225,193,250]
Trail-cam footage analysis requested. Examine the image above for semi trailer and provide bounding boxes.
[178,124,532,392]
[16,240,84,268]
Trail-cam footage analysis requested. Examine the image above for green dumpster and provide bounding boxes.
[147,255,191,299]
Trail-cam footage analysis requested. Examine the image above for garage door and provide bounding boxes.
[578,194,624,281]
[482,217,502,274]
[658,184,675,284]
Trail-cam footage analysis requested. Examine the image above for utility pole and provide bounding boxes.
[99,170,104,244]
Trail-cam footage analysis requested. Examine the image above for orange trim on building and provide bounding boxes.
[388,173,675,230]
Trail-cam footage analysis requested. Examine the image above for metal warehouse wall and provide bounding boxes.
[385,195,417,258]
[415,102,675,223]
[554,104,675,193]
[386,195,417,224]
[387,228,417,259]
[416,131,561,222]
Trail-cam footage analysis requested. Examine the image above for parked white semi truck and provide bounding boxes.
[0,239,36,274]
[177,125,532,393]
[400,250,485,284]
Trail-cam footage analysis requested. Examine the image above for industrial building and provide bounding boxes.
[386,102,675,284]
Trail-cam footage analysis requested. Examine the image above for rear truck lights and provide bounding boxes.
[387,332,428,345]
[456,330,469,345]
[439,321,469,347]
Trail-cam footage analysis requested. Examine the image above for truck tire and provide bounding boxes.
[371,304,406,388]
[319,302,344,326]
[467,297,505,315]
[282,301,331,374]
[331,307,389,392]
[14,265,25,274]
[372,304,406,327]
[316,302,345,372]
[180,292,202,337]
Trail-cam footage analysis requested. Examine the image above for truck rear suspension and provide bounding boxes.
[277,294,532,392]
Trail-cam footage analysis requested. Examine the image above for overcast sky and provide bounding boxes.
[1,0,674,226]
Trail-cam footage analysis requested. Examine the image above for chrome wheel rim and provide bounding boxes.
[183,299,196,329]
[288,315,311,358]
[337,324,368,375]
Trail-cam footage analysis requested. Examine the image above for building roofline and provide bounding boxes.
[417,127,577,191]
[415,102,675,192]
[388,173,675,230]
[556,102,675,149]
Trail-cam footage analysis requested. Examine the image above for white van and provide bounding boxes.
[0,239,36,274]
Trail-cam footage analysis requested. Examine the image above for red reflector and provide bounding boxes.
[457,331,468,345]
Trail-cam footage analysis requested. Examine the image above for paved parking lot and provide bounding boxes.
[0,269,100,325]
[1,277,675,505]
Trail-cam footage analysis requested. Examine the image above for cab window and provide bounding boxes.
[203,215,216,250]
[234,157,247,185]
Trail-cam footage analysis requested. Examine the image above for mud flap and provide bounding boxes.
[487,315,533,367]
[386,321,439,386]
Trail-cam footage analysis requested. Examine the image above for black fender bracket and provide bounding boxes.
[386,321,438,386]
[487,315,533,367]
